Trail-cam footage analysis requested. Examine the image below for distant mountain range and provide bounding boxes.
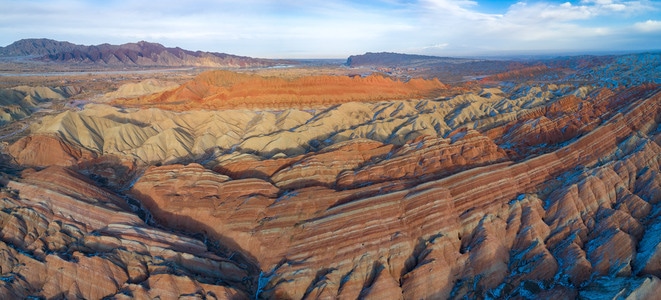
[345,52,475,67]
[0,38,286,68]
[345,52,517,82]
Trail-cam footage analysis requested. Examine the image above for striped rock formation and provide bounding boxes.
[3,61,661,298]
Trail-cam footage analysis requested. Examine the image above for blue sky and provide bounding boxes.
[1,0,660,58]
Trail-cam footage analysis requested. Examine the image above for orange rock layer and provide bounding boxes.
[0,166,252,298]
[113,70,447,110]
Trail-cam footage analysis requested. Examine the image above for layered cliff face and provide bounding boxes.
[0,166,251,299]
[124,87,661,299]
[2,52,661,298]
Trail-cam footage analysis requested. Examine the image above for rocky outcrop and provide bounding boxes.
[336,130,508,189]
[271,139,394,189]
[494,84,660,159]
[8,135,95,167]
[0,165,253,298]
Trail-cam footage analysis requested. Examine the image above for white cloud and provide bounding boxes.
[421,0,501,21]
[579,0,655,13]
[505,2,594,22]
[411,0,660,54]
[604,3,627,11]
[1,0,660,57]
[634,20,661,32]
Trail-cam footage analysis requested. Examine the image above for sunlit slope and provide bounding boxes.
[99,79,179,102]
[113,70,447,110]
[0,85,79,124]
[4,51,661,299]
[13,82,595,165]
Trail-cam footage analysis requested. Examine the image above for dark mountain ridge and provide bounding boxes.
[0,38,80,56]
[0,38,286,68]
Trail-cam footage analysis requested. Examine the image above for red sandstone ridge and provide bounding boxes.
[0,166,250,298]
[336,130,508,189]
[480,64,554,82]
[487,84,661,159]
[113,70,446,110]
[8,135,96,167]
[125,89,661,298]
[6,82,661,299]
[4,51,661,299]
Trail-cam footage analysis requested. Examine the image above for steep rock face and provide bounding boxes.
[0,166,253,298]
[336,130,508,188]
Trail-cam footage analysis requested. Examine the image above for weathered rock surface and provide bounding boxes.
[8,134,95,167]
[123,87,661,299]
[271,139,394,189]
[99,79,179,102]
[3,52,661,299]
[336,130,508,188]
[0,85,79,124]
[10,79,578,166]
[0,166,252,298]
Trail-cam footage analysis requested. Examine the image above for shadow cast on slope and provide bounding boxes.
[128,188,264,297]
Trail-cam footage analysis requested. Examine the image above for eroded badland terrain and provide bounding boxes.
[1,39,661,299]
